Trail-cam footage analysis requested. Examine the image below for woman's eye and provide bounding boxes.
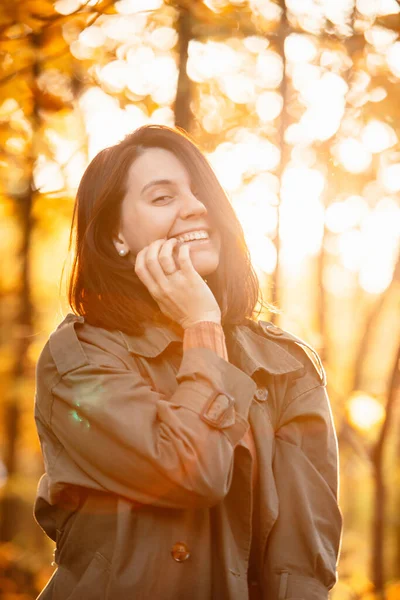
[152,196,172,204]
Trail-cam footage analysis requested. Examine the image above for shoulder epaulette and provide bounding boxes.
[258,321,327,386]
[49,314,89,376]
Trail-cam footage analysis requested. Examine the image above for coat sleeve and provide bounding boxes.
[35,322,256,510]
[263,357,343,599]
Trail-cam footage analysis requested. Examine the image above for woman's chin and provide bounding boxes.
[190,253,220,277]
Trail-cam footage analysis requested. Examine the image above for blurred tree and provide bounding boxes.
[0,0,88,544]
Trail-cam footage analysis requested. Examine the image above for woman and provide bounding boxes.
[34,124,342,600]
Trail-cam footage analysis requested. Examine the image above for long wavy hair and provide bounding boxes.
[67,124,277,335]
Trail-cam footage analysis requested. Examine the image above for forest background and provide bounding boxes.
[0,0,399,598]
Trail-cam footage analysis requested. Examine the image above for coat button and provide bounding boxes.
[265,323,284,336]
[171,542,191,562]
[255,387,269,402]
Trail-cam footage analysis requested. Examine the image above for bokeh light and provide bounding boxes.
[361,120,397,153]
[335,138,372,173]
[348,392,386,432]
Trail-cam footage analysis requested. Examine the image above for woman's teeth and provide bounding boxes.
[175,231,209,243]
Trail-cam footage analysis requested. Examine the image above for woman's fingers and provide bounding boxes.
[135,237,220,327]
[135,239,167,297]
[158,238,179,274]
[177,242,196,276]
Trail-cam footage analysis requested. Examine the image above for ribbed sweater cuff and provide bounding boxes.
[183,322,228,361]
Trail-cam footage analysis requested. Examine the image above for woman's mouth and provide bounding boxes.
[174,230,210,244]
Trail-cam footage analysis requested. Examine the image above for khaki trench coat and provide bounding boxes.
[34,313,343,600]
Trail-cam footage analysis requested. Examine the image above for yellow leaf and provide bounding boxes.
[387,582,400,600]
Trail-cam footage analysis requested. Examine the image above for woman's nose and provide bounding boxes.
[179,191,207,219]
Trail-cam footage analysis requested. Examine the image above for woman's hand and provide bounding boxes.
[134,238,221,329]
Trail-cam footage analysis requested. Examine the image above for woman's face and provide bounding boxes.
[113,147,221,277]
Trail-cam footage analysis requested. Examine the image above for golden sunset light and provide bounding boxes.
[1,1,400,598]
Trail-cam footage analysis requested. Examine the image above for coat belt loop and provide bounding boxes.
[278,571,289,599]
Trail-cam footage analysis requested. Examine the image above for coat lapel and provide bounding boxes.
[120,320,303,378]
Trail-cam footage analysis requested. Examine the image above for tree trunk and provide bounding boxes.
[394,421,400,579]
[0,33,38,542]
[370,340,400,594]
[174,7,192,132]
[270,1,289,324]
[0,187,35,541]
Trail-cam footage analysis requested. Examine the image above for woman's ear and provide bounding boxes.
[112,230,129,257]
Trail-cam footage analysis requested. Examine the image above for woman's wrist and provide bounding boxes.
[183,321,228,361]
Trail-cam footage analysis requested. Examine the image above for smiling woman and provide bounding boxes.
[113,146,222,279]
[67,124,260,335]
[34,124,342,600]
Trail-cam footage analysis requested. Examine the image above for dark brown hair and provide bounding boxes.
[67,124,277,335]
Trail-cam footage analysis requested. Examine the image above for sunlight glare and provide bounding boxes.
[79,87,148,157]
[221,74,256,104]
[280,166,325,266]
[70,40,94,59]
[232,175,279,237]
[291,63,321,92]
[361,120,397,153]
[294,72,347,141]
[208,136,281,192]
[197,93,226,134]
[325,196,369,234]
[283,166,325,199]
[357,0,400,17]
[386,42,400,78]
[338,230,364,271]
[188,41,242,83]
[149,27,178,51]
[380,163,400,192]
[100,60,129,93]
[54,0,82,15]
[364,25,398,50]
[285,34,318,63]
[33,156,64,193]
[204,0,230,11]
[336,138,372,173]
[256,51,284,88]
[290,146,316,167]
[348,392,385,432]
[208,143,243,192]
[79,26,106,48]
[300,106,344,142]
[150,107,175,127]
[246,234,277,274]
[115,0,163,14]
[243,36,270,54]
[360,262,394,293]
[256,91,283,122]
[358,197,400,293]
[285,0,324,34]
[323,264,356,298]
[250,0,283,22]
[147,56,178,104]
[286,0,356,35]
[103,15,148,41]
[368,86,387,102]
[5,137,26,154]
[300,72,348,106]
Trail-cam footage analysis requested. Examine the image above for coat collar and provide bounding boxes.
[119,321,303,377]
[120,322,182,359]
[230,324,303,377]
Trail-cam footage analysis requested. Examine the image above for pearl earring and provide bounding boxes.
[119,249,127,256]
